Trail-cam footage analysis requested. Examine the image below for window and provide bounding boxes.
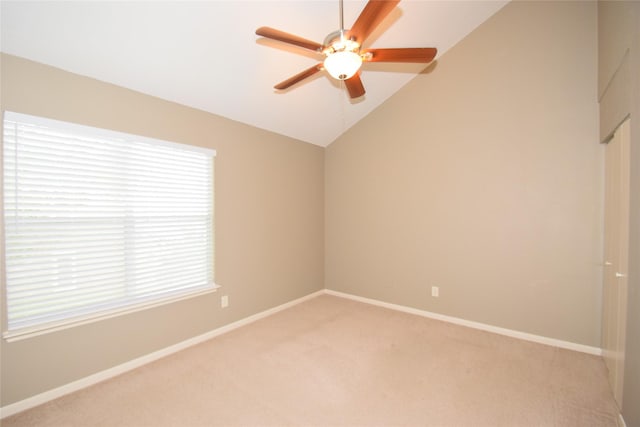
[2,111,216,339]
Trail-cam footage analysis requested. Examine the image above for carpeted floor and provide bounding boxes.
[3,294,620,426]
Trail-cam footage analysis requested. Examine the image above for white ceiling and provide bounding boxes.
[1,0,508,147]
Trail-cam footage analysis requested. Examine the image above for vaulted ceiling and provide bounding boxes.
[1,1,508,147]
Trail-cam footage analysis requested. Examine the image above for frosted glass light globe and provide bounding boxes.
[324,51,362,80]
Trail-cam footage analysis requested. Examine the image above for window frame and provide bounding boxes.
[2,111,218,341]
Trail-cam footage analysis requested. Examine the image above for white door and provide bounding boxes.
[602,118,630,408]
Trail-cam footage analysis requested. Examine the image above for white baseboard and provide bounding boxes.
[0,289,324,419]
[618,413,627,427]
[324,289,603,356]
[0,287,603,419]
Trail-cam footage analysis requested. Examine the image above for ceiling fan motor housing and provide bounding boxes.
[322,30,362,80]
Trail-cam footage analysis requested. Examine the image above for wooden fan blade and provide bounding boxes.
[344,73,366,99]
[347,0,400,45]
[362,47,437,63]
[256,27,323,52]
[274,64,323,90]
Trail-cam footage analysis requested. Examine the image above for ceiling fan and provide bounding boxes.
[256,0,437,99]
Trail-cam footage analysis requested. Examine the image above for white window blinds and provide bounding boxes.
[2,111,216,338]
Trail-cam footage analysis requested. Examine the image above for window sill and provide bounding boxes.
[2,284,220,343]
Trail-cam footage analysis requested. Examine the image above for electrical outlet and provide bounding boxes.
[431,286,439,298]
[221,295,229,308]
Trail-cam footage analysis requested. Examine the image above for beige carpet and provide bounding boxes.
[3,295,619,426]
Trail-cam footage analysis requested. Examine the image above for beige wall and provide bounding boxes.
[0,54,325,406]
[326,1,602,346]
[598,1,640,424]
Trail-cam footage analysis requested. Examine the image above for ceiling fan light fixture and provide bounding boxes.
[324,50,362,80]
[256,0,437,99]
